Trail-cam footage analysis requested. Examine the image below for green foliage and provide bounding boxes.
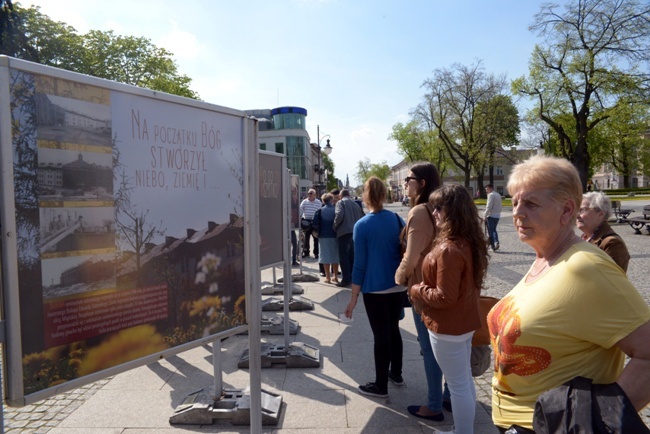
[321,153,338,191]
[514,0,650,190]
[355,158,390,184]
[1,5,200,99]
[389,120,452,176]
[590,102,650,188]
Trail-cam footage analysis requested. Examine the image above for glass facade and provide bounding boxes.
[286,136,307,178]
[271,106,307,130]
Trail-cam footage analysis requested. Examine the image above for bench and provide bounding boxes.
[621,205,650,234]
[611,200,634,222]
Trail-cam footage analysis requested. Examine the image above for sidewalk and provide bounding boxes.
[26,256,499,434]
[4,201,650,433]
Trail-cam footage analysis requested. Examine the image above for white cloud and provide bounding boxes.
[157,21,201,61]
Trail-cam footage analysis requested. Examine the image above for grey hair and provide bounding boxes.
[583,191,612,220]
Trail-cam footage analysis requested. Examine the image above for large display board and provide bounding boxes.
[0,57,254,405]
[259,151,285,267]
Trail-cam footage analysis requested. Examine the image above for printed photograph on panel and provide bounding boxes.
[40,206,115,257]
[35,93,111,148]
[41,253,116,300]
[37,147,113,202]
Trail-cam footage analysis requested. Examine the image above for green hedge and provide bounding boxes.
[601,188,650,196]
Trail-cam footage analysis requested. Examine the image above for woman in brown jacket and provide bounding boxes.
[395,163,450,421]
[577,192,630,272]
[409,184,489,434]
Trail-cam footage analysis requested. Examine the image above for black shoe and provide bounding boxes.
[320,272,326,277]
[442,399,452,412]
[358,382,388,398]
[495,242,500,251]
[335,281,350,288]
[407,405,444,421]
[388,372,404,386]
[291,261,299,266]
[302,252,309,258]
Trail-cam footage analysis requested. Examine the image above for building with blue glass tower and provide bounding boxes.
[246,106,322,198]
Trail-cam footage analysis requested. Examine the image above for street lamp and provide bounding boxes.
[314,124,333,196]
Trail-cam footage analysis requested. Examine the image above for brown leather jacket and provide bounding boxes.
[395,203,436,288]
[584,221,630,273]
[409,238,481,336]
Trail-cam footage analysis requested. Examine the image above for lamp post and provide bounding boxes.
[314,124,333,197]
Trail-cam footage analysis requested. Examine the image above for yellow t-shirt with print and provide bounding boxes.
[488,242,650,430]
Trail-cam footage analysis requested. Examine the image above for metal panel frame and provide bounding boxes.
[0,56,261,412]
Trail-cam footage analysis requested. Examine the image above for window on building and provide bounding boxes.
[496,166,503,175]
[275,142,284,154]
[260,143,266,151]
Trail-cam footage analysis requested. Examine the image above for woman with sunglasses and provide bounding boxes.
[409,184,489,434]
[395,163,451,421]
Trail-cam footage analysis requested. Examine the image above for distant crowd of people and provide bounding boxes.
[299,187,365,287]
[298,155,650,433]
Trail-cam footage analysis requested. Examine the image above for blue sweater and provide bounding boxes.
[352,209,404,293]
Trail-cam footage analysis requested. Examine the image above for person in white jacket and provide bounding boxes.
[484,184,502,251]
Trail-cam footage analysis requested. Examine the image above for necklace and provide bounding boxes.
[528,233,577,278]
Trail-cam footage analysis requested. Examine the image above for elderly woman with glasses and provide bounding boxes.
[577,191,630,272]
[488,155,650,433]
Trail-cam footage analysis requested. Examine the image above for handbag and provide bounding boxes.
[469,295,500,377]
[300,218,312,231]
[312,209,322,238]
[472,295,499,346]
[471,345,491,377]
[470,295,499,377]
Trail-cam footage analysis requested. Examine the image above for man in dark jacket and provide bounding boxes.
[333,189,364,287]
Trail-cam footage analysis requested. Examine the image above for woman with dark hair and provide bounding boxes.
[409,184,489,434]
[395,163,450,421]
[345,176,405,398]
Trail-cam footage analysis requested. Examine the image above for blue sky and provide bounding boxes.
[26,0,549,184]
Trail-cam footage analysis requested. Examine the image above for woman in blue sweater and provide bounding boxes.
[345,176,405,398]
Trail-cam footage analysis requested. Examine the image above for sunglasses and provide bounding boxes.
[404,176,419,183]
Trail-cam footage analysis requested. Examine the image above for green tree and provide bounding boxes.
[1,0,39,61]
[473,94,520,194]
[321,153,338,191]
[355,158,390,185]
[78,30,199,99]
[513,0,650,191]
[389,119,450,176]
[417,61,510,188]
[590,102,650,188]
[1,5,199,99]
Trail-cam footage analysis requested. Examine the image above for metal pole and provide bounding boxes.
[283,168,291,349]
[211,338,222,400]
[317,124,321,196]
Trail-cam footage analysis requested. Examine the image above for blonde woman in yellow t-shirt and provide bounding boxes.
[488,155,650,433]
